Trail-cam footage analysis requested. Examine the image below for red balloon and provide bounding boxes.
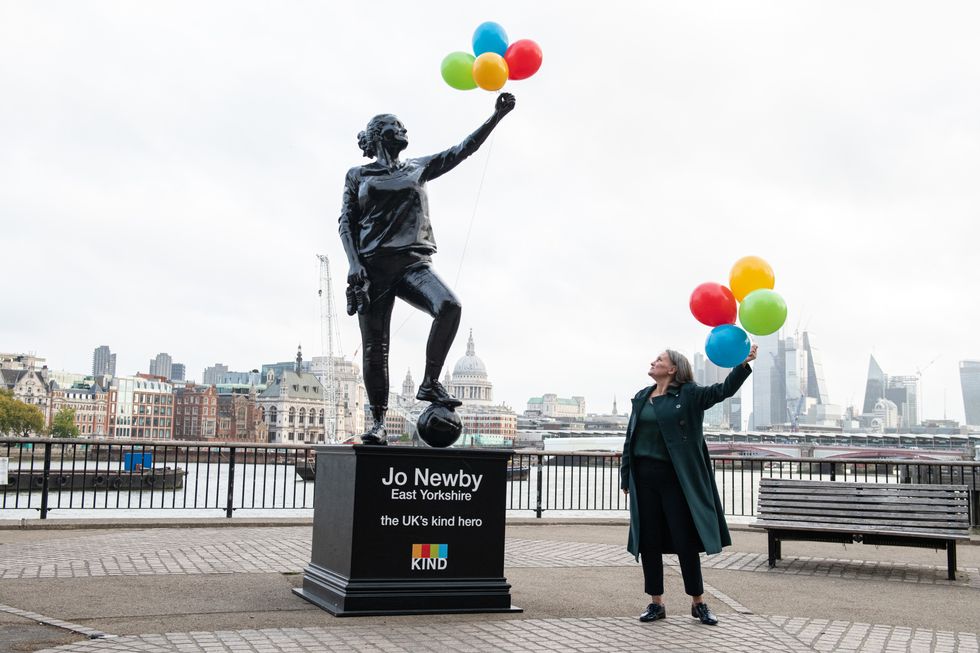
[689,283,737,327]
[504,39,543,81]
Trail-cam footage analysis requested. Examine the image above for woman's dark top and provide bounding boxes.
[632,395,671,462]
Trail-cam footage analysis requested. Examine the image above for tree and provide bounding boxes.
[0,390,46,436]
[0,389,17,435]
[50,407,80,438]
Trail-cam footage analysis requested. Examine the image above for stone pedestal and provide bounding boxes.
[292,445,521,616]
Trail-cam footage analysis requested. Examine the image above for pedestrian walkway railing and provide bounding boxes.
[1,437,978,525]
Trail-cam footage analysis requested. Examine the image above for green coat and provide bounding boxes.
[621,363,751,558]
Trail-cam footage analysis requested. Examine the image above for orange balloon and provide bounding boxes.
[729,256,775,302]
[472,52,509,91]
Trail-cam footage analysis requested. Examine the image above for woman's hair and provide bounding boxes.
[666,349,695,385]
[357,114,396,158]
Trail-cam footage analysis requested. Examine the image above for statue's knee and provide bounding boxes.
[438,298,462,319]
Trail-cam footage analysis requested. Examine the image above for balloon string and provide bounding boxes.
[453,129,497,288]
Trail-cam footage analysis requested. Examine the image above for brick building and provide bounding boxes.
[173,384,218,440]
[216,388,268,443]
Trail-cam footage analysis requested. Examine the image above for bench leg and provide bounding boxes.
[947,541,957,581]
[768,531,777,567]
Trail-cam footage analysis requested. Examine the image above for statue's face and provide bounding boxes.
[378,116,408,152]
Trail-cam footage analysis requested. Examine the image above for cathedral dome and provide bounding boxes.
[452,331,488,378]
[447,330,493,406]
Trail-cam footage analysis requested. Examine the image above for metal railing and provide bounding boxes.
[2,438,978,526]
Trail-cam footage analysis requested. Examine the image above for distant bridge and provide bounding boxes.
[703,443,966,461]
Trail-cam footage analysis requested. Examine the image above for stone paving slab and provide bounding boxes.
[27,616,812,653]
[2,527,975,592]
[27,616,980,653]
[3,526,980,652]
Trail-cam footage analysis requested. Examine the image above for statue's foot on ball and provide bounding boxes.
[360,424,388,446]
[416,380,462,408]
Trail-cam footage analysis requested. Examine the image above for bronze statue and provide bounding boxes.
[339,93,516,445]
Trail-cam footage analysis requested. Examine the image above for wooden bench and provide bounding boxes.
[750,478,971,580]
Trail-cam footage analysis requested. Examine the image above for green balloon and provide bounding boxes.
[738,289,788,336]
[441,51,477,90]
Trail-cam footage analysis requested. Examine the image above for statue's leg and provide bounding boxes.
[358,285,397,444]
[396,264,462,406]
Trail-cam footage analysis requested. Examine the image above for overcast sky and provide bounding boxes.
[2,2,978,425]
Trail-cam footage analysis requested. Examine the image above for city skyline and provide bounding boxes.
[5,336,976,429]
[1,3,977,425]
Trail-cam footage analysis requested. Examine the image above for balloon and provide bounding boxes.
[504,39,543,80]
[739,289,787,335]
[472,21,509,57]
[729,255,775,302]
[705,324,751,368]
[441,52,477,90]
[689,282,737,327]
[472,52,509,91]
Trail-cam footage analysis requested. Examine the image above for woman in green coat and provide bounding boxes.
[620,345,756,626]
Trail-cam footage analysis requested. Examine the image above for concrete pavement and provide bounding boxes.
[0,520,977,652]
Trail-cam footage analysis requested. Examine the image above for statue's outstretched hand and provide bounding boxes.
[495,92,516,117]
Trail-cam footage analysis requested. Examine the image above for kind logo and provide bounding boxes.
[411,543,448,570]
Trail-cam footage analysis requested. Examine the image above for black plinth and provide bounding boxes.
[293,445,521,616]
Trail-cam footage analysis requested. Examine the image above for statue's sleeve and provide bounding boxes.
[420,114,500,182]
[338,169,360,244]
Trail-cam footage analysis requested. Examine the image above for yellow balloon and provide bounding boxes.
[472,52,509,91]
[729,256,775,302]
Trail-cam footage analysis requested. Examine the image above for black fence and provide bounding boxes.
[2,438,978,525]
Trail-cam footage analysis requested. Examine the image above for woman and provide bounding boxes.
[338,93,516,445]
[620,345,757,625]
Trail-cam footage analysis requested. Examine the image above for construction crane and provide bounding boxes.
[317,254,342,442]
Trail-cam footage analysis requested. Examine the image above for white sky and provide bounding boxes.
[1,2,978,424]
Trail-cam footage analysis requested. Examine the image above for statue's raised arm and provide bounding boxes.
[421,93,516,182]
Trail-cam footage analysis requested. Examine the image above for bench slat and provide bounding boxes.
[749,519,969,539]
[758,493,968,508]
[759,479,970,492]
[759,508,969,528]
[759,500,970,514]
[758,487,969,500]
[755,510,966,526]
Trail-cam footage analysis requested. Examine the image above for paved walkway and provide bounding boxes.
[0,523,977,652]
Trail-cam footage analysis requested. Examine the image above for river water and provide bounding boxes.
[1,461,903,522]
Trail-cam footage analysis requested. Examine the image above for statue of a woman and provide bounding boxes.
[339,93,516,445]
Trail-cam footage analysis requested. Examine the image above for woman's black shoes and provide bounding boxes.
[639,603,666,622]
[691,602,718,625]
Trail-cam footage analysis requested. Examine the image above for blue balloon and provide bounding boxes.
[473,21,509,57]
[705,324,751,368]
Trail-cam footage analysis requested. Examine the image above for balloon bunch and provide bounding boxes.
[441,22,543,92]
[689,256,788,367]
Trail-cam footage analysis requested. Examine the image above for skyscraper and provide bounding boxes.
[802,331,828,404]
[750,331,835,430]
[171,363,186,382]
[751,333,783,429]
[149,353,173,379]
[960,361,980,426]
[694,351,743,430]
[886,375,918,429]
[92,345,116,377]
[862,355,886,415]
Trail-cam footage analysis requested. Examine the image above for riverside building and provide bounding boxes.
[107,375,174,439]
